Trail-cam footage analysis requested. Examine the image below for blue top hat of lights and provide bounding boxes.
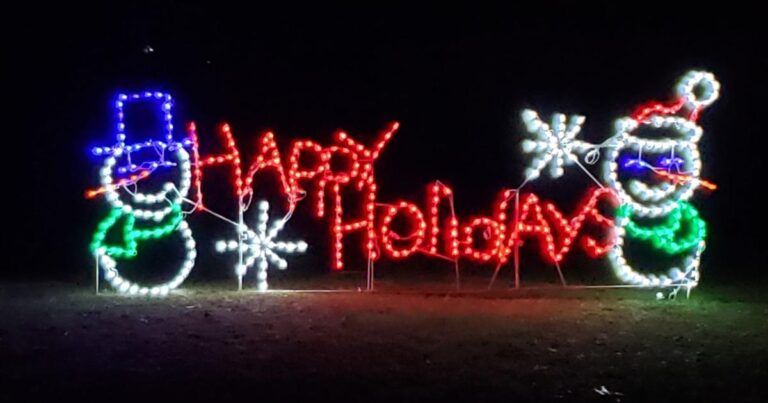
[90,91,192,175]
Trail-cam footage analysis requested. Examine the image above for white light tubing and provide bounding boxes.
[215,200,308,291]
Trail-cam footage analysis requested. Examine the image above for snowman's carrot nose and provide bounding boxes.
[655,170,717,191]
[85,170,151,199]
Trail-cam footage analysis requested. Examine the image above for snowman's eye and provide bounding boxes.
[620,157,650,172]
[657,156,684,168]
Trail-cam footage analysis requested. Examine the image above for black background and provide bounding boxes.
[4,2,766,285]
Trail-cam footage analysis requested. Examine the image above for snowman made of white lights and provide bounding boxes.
[602,71,719,291]
[89,92,196,297]
[520,70,719,292]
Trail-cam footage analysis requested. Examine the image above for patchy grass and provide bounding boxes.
[1,282,766,402]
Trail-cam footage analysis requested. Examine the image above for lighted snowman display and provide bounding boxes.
[521,70,719,291]
[604,71,719,290]
[89,92,196,296]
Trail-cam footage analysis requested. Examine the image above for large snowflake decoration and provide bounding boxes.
[215,200,308,291]
[520,109,590,180]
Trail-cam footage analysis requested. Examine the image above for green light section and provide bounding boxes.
[90,203,183,258]
[617,202,706,254]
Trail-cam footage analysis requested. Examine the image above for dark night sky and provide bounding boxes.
[4,3,766,283]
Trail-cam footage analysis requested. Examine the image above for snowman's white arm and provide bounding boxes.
[579,134,625,166]
[160,183,243,228]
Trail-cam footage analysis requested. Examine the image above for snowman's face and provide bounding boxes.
[604,116,703,217]
[100,147,191,221]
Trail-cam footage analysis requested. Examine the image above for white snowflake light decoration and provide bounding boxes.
[215,200,308,291]
[520,109,590,179]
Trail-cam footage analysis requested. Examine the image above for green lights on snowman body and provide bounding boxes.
[520,70,719,292]
[602,71,718,290]
[90,203,184,259]
[88,92,310,297]
[617,202,707,255]
[89,72,719,297]
[609,221,705,288]
[92,143,196,296]
[96,219,196,297]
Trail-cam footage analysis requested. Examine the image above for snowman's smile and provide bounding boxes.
[627,179,677,203]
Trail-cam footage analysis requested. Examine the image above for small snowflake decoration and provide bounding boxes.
[215,200,308,291]
[520,109,590,180]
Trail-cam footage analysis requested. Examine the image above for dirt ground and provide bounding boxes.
[1,281,766,402]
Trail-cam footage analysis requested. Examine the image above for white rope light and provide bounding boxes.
[520,70,719,293]
[87,70,719,296]
[520,109,590,179]
[677,70,720,110]
[603,117,703,218]
[100,147,192,220]
[93,147,196,296]
[215,200,308,291]
[96,220,196,296]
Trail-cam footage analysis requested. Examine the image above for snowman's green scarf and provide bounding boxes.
[89,203,184,259]
[616,202,706,254]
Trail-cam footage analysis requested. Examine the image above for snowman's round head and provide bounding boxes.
[100,145,192,222]
[603,71,719,218]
